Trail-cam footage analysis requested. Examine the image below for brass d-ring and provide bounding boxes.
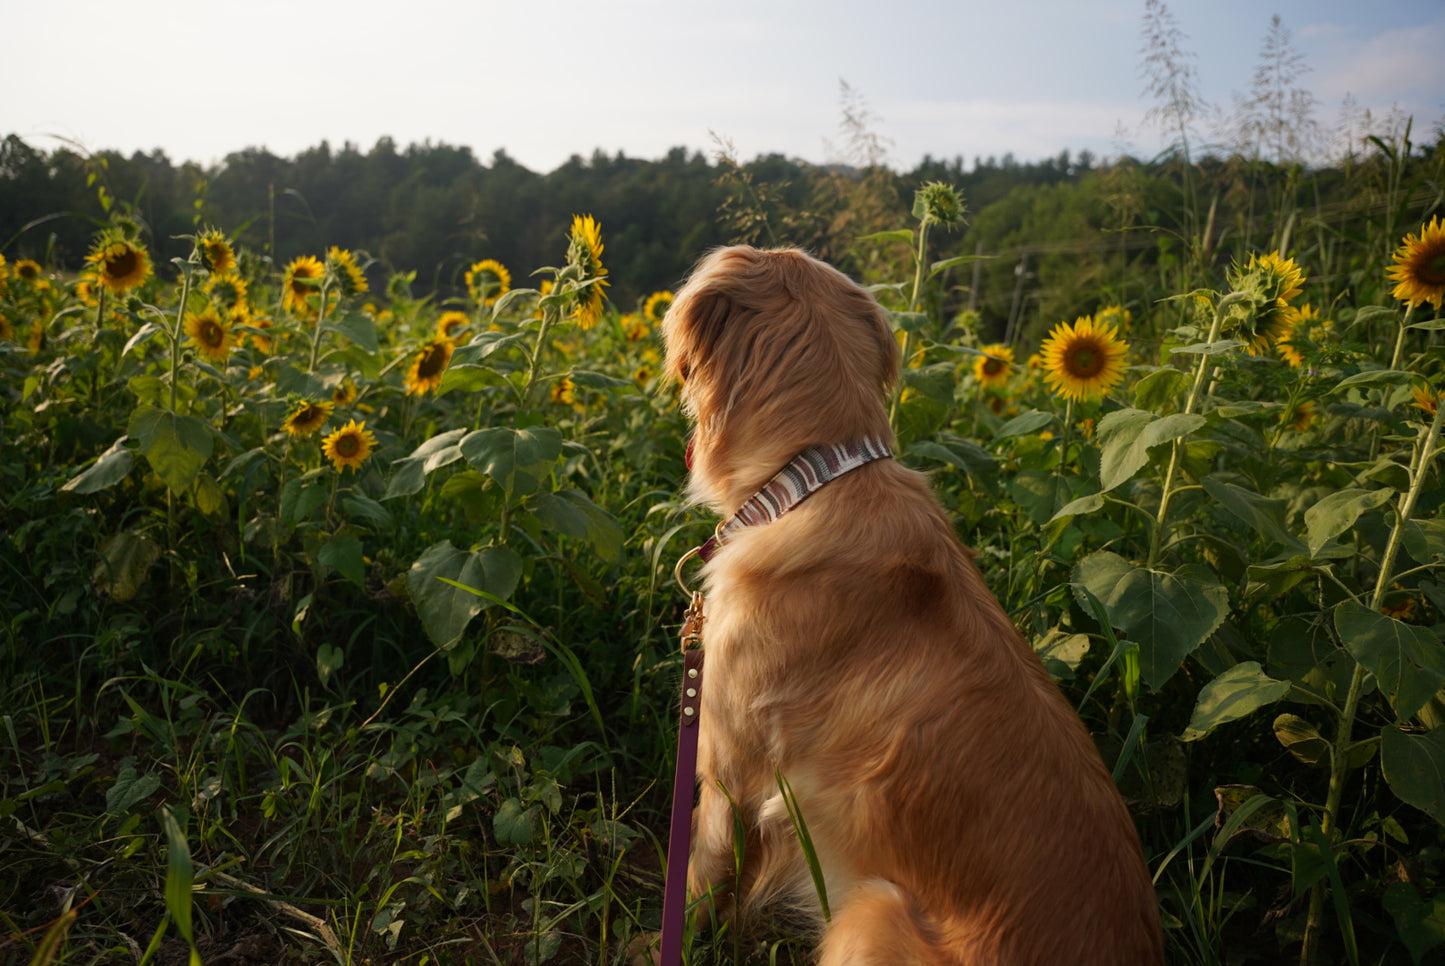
[673,546,702,596]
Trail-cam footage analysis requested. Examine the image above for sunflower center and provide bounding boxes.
[106,248,137,278]
[419,346,446,376]
[982,358,1006,376]
[1421,251,1445,286]
[201,320,223,346]
[336,435,360,457]
[1065,341,1105,378]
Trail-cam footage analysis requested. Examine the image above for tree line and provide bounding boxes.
[1,129,1439,340]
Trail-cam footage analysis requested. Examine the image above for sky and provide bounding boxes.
[5,0,1443,174]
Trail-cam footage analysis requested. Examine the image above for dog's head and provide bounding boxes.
[661,246,900,512]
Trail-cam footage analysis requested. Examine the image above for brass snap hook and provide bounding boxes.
[673,546,702,596]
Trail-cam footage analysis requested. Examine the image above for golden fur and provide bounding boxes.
[661,246,1164,965]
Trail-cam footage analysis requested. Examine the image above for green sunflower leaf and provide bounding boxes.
[62,436,134,494]
[407,541,523,649]
[1096,409,1206,492]
[128,405,213,495]
[1073,551,1230,689]
[460,426,563,501]
[1181,662,1289,741]
[1304,487,1396,557]
[1335,601,1445,719]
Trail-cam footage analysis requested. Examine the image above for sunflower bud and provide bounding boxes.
[912,182,966,230]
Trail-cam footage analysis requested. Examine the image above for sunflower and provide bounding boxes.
[465,258,511,307]
[326,247,368,297]
[74,277,99,306]
[1412,384,1441,418]
[436,310,470,340]
[622,313,649,342]
[183,307,234,363]
[1093,305,1132,331]
[1381,597,1421,622]
[87,240,152,294]
[550,376,578,408]
[633,345,661,386]
[1283,401,1316,433]
[566,214,608,328]
[1249,251,1305,303]
[196,229,236,274]
[205,272,249,312]
[0,313,14,341]
[974,343,1014,389]
[987,396,1016,417]
[283,400,334,436]
[282,255,324,315]
[15,259,42,281]
[332,380,358,408]
[248,316,275,354]
[227,303,254,346]
[404,338,454,395]
[1387,216,1445,309]
[1039,315,1130,401]
[1228,251,1305,355]
[322,419,377,472]
[642,290,673,326]
[1276,303,1326,368]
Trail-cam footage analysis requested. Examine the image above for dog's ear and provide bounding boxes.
[678,288,735,380]
[664,252,743,386]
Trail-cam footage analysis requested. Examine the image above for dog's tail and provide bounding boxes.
[816,879,957,966]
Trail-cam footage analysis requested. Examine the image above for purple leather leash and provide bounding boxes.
[659,592,706,966]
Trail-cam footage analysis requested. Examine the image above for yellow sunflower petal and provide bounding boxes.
[322,419,377,472]
[1039,316,1130,401]
[1387,215,1445,309]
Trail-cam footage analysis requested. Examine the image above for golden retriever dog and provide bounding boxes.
[660,245,1164,965]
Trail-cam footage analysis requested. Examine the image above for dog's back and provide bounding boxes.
[700,461,1163,965]
[665,245,1164,965]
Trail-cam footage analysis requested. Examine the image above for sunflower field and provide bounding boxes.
[2,127,1445,966]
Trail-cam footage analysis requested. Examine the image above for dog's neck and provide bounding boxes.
[698,436,893,561]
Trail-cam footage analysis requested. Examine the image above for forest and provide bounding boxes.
[1,129,1185,345]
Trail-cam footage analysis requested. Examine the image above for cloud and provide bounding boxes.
[1309,16,1445,111]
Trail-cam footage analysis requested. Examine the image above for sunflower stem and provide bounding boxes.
[1300,395,1444,966]
[1387,303,1415,371]
[1147,292,1236,569]
[889,221,932,428]
[521,301,560,412]
[1370,304,1416,464]
[307,281,334,375]
[169,263,196,416]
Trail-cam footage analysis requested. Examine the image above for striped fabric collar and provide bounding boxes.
[698,436,893,561]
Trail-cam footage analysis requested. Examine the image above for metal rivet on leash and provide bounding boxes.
[660,585,706,966]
